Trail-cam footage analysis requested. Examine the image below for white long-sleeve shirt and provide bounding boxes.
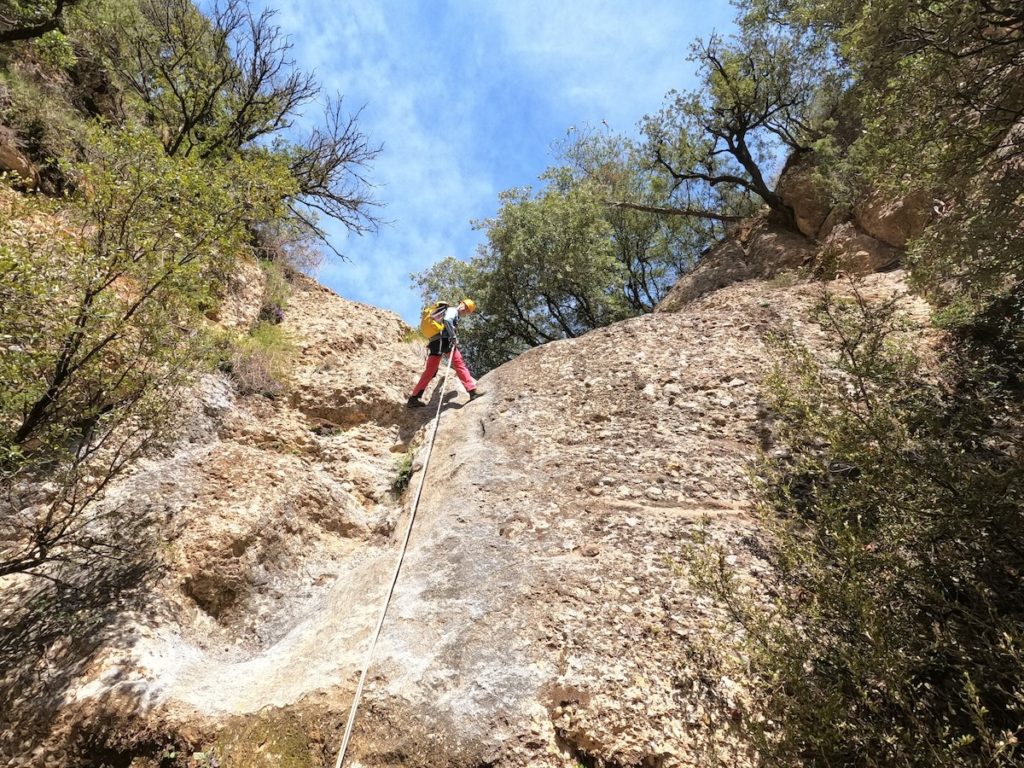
[441,305,459,338]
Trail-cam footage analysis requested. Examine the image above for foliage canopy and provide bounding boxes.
[689,1,1024,764]
[414,132,721,374]
[0,0,379,579]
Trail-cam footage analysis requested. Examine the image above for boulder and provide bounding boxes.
[0,126,37,188]
[657,220,816,312]
[816,203,852,241]
[776,153,835,239]
[656,238,749,312]
[745,220,818,270]
[854,189,933,248]
[822,222,901,274]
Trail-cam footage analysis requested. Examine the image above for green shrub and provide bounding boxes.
[0,122,292,578]
[696,284,1024,767]
[257,258,291,325]
[390,449,415,495]
[0,65,84,186]
[225,322,293,398]
[30,30,77,71]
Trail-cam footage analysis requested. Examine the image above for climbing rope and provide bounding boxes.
[333,352,454,768]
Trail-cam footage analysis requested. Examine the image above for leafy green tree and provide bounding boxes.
[0,0,83,44]
[641,25,838,232]
[482,184,627,339]
[79,0,380,255]
[0,124,294,577]
[555,131,725,311]
[416,181,625,374]
[415,132,727,373]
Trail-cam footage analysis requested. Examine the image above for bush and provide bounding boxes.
[225,322,292,398]
[257,258,291,325]
[0,64,84,189]
[696,283,1024,767]
[0,123,292,579]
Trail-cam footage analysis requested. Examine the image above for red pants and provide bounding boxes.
[411,349,476,396]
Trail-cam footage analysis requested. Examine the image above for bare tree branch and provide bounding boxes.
[0,0,81,44]
[603,199,746,222]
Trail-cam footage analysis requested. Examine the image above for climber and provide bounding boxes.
[407,299,482,407]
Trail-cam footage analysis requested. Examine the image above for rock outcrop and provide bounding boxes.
[0,125,37,188]
[775,152,834,239]
[821,222,902,273]
[853,190,933,250]
[776,150,934,251]
[1,144,938,766]
[3,247,932,768]
[655,218,816,311]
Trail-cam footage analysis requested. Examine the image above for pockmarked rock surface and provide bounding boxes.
[4,257,931,767]
[348,269,929,768]
[655,218,817,311]
[1,274,426,765]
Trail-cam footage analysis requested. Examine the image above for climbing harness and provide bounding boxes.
[333,351,454,768]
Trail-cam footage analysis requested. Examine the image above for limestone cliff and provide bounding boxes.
[8,291,922,767]
[2,188,934,767]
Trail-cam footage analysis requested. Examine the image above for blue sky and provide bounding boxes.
[260,1,738,325]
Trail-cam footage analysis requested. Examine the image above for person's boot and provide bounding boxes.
[407,394,426,408]
[468,389,483,401]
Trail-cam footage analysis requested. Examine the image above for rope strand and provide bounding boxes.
[334,354,453,768]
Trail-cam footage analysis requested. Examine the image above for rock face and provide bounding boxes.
[347,269,927,768]
[775,152,834,239]
[0,273,429,765]
[822,222,902,273]
[775,150,933,250]
[212,256,267,330]
[0,125,37,188]
[655,218,816,311]
[853,190,933,249]
[4,241,930,767]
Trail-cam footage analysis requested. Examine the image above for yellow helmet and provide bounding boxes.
[461,298,477,313]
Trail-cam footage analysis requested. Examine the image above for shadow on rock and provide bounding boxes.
[397,388,466,444]
[0,553,158,763]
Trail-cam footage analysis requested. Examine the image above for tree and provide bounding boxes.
[555,131,732,311]
[642,27,839,231]
[414,131,731,373]
[0,125,294,578]
[81,0,381,256]
[416,183,626,374]
[0,0,83,44]
[283,97,382,249]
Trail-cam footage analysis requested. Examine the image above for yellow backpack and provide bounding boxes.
[419,301,449,339]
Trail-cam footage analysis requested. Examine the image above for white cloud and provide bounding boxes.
[254,1,735,325]
[474,0,733,130]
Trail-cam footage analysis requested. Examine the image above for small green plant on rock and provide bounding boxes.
[224,322,293,398]
[257,258,291,325]
[390,448,415,495]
